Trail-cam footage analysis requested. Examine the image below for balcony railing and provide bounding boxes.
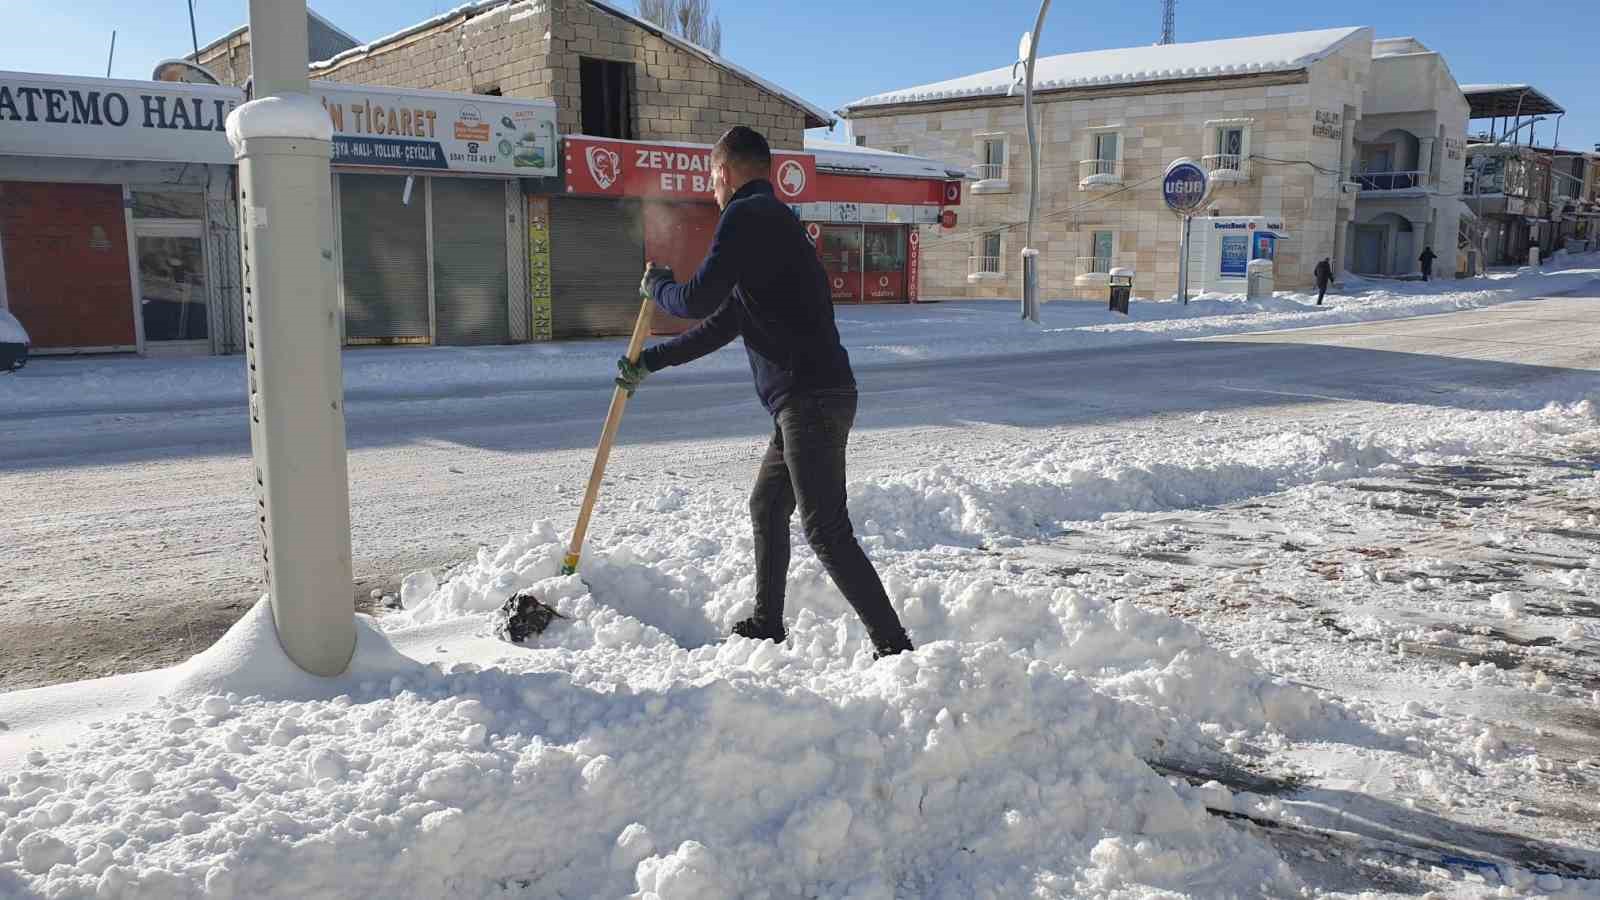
[968,255,1002,277]
[1203,154,1249,179]
[1351,170,1428,191]
[971,163,1006,182]
[1078,159,1123,186]
[1075,256,1113,276]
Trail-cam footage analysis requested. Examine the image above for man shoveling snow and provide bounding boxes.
[614,125,915,659]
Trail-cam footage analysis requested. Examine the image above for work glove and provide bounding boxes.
[640,263,675,300]
[615,356,650,397]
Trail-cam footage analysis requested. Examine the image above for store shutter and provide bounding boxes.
[338,173,429,343]
[0,181,137,350]
[432,178,510,346]
[549,197,643,338]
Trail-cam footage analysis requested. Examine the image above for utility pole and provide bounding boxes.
[227,0,356,676]
[1017,0,1053,324]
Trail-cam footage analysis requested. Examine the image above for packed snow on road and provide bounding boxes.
[2,260,1600,899]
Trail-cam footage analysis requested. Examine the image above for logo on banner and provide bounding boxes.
[945,183,960,202]
[908,231,919,246]
[805,222,820,243]
[878,275,889,288]
[777,160,807,197]
[586,146,622,190]
[832,277,845,290]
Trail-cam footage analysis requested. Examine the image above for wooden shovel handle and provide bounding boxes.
[562,292,655,575]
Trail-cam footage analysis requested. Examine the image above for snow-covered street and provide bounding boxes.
[3,264,1600,898]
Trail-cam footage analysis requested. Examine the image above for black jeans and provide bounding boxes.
[749,389,909,645]
[1316,282,1328,304]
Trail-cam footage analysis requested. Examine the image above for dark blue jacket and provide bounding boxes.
[640,180,855,414]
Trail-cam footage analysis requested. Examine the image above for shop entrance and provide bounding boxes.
[134,221,209,353]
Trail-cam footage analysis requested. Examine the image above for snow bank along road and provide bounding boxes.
[0,277,1599,897]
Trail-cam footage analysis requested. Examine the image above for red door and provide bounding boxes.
[642,199,723,336]
[863,224,907,303]
[0,182,136,350]
[818,224,861,303]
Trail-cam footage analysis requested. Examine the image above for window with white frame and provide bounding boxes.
[974,134,1008,184]
[1090,230,1114,273]
[1081,129,1123,184]
[1205,119,1253,178]
[977,231,1003,275]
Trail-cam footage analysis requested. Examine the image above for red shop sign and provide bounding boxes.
[907,229,920,302]
[563,136,817,202]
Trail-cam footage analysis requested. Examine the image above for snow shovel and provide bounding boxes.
[499,291,653,643]
[561,289,655,576]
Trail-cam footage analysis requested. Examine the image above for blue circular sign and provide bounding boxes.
[1162,160,1209,214]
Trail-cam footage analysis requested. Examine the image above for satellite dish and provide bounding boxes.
[151,59,220,85]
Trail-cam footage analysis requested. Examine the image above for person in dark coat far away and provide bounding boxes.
[613,125,915,660]
[1419,246,1437,282]
[1313,258,1333,305]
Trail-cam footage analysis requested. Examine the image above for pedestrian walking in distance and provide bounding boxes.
[1418,245,1437,282]
[1314,257,1333,305]
[613,125,915,660]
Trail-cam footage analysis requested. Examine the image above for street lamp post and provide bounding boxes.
[226,0,355,676]
[1017,0,1053,324]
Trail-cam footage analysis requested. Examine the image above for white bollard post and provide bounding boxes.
[226,0,355,677]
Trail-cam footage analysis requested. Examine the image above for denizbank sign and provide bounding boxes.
[0,70,241,165]
[0,72,559,177]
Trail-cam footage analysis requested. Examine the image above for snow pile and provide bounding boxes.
[166,597,420,702]
[0,611,1299,898]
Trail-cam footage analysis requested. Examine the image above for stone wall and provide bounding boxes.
[195,31,252,88]
[849,31,1376,300]
[302,0,810,149]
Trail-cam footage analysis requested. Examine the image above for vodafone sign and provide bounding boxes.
[564,136,816,202]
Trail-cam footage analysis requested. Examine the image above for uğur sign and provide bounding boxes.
[564,136,817,202]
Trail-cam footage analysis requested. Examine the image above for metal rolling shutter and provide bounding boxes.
[338,174,429,343]
[432,178,510,346]
[549,197,642,338]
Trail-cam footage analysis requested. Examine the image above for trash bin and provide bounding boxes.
[1108,267,1134,315]
[1528,247,1541,267]
[1245,258,1274,300]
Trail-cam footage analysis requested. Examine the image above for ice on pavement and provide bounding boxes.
[4,254,1596,417]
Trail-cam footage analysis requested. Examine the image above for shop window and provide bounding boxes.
[132,191,206,220]
[580,57,634,139]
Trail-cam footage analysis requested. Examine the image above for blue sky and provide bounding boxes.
[4,0,1593,152]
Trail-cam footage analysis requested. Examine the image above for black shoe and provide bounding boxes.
[871,632,914,660]
[731,616,787,644]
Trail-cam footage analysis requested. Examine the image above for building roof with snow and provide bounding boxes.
[839,26,1371,113]
[803,138,967,180]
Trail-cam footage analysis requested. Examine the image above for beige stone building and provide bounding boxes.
[1348,38,1469,278]
[840,28,1376,299]
[193,0,832,150]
